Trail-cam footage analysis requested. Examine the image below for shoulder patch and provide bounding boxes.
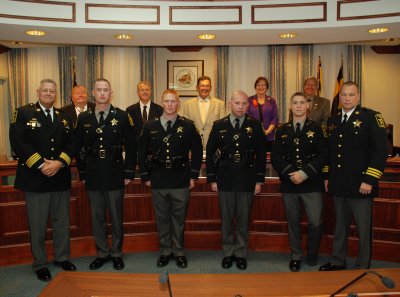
[11,110,18,123]
[127,114,134,127]
[375,113,385,128]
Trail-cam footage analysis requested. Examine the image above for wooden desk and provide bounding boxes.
[39,272,170,297]
[169,269,400,297]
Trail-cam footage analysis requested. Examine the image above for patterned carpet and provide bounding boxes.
[1,251,399,297]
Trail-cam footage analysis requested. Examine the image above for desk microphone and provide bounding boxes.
[159,269,173,297]
[330,270,396,297]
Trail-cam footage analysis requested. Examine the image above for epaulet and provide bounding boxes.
[246,115,256,121]
[20,102,35,110]
[214,116,229,125]
[178,115,193,124]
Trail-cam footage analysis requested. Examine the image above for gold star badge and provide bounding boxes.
[306,130,315,138]
[353,119,362,127]
[245,127,253,133]
[111,119,118,126]
[177,126,184,133]
[61,119,68,127]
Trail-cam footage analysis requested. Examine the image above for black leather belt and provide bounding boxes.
[153,156,188,168]
[88,148,122,160]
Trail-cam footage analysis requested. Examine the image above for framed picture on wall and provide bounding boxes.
[167,60,204,97]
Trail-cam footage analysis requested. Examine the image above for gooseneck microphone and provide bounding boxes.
[159,269,173,297]
[330,270,396,297]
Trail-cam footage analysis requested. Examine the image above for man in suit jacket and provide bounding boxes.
[319,82,388,271]
[126,81,163,139]
[9,79,77,282]
[303,77,330,126]
[180,76,225,148]
[60,85,95,127]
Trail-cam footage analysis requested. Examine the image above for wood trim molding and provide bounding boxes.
[169,6,242,25]
[166,46,203,52]
[371,45,400,54]
[337,0,400,21]
[0,0,76,22]
[251,2,327,24]
[85,4,160,25]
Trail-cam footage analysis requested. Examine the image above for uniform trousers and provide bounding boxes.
[282,192,323,261]
[152,187,190,257]
[25,190,71,270]
[331,196,373,269]
[87,189,124,258]
[219,191,253,258]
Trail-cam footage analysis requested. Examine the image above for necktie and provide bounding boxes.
[166,120,172,134]
[99,111,105,126]
[341,114,348,128]
[295,122,301,134]
[200,100,206,124]
[235,118,240,131]
[143,105,148,124]
[77,107,84,113]
[45,109,52,125]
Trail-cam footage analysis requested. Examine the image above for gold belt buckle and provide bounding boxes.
[233,153,241,162]
[165,160,172,168]
[99,149,106,159]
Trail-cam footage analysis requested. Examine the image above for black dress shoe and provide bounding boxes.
[112,257,125,270]
[289,260,301,272]
[157,255,171,268]
[89,256,110,270]
[236,257,247,270]
[222,256,234,269]
[36,267,52,282]
[319,262,346,271]
[176,256,188,268]
[54,260,77,271]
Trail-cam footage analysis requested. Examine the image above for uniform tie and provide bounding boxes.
[341,113,348,128]
[45,109,52,125]
[235,118,240,131]
[166,120,172,134]
[143,105,148,124]
[295,122,301,134]
[99,111,105,126]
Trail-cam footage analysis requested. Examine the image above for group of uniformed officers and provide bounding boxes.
[9,77,388,282]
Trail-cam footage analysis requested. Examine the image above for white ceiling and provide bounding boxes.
[0,0,399,48]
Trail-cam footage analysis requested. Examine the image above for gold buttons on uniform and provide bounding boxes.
[296,149,299,151]
[100,138,103,140]
[51,148,54,151]
[339,134,342,137]
[338,154,341,157]
[51,139,54,142]
[166,156,170,159]
[338,164,341,168]
[166,150,169,153]
[338,144,342,147]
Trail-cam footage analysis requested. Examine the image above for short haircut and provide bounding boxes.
[254,76,269,89]
[93,78,111,88]
[290,92,306,102]
[162,89,179,100]
[197,76,211,86]
[137,80,152,91]
[39,78,57,88]
[341,81,359,91]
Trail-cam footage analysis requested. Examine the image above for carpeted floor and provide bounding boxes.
[1,251,399,297]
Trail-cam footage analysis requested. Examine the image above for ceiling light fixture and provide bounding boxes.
[25,30,46,36]
[279,33,297,38]
[197,34,216,40]
[114,34,132,40]
[368,27,389,34]
[11,41,23,45]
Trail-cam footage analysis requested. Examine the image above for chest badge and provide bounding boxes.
[293,138,300,145]
[177,126,184,133]
[111,119,118,126]
[245,127,253,134]
[306,130,315,138]
[353,119,362,128]
[96,128,103,134]
[61,119,69,128]
[233,134,239,140]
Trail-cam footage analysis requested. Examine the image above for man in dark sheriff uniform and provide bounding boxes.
[9,79,77,282]
[206,90,266,270]
[271,92,328,272]
[75,78,137,271]
[126,80,163,140]
[138,89,202,269]
[319,81,388,271]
